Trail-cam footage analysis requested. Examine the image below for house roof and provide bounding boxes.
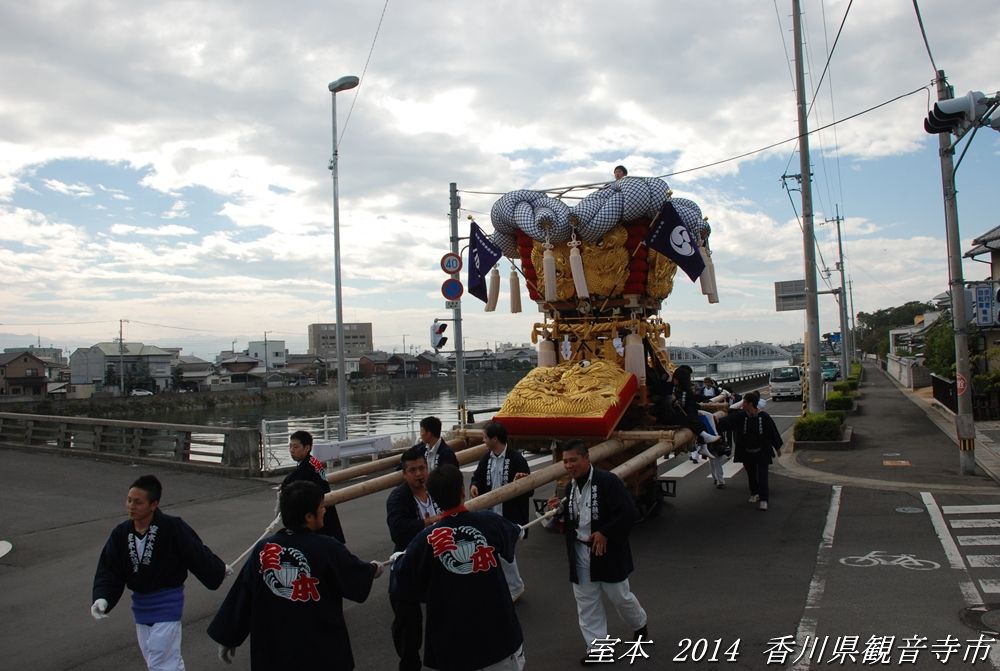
[966,224,1000,258]
[0,351,47,367]
[93,342,173,357]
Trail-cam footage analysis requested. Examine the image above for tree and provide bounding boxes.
[922,314,956,377]
[856,300,935,356]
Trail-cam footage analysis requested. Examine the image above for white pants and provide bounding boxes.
[572,543,646,647]
[478,645,525,670]
[709,454,729,484]
[501,556,525,599]
[135,620,185,671]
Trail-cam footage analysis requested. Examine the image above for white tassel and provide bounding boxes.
[568,238,589,299]
[560,334,573,361]
[624,333,646,385]
[485,267,501,312]
[537,340,556,367]
[509,269,522,313]
[543,244,557,302]
[699,246,719,304]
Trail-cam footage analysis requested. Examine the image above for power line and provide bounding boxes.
[911,0,939,75]
[459,85,931,197]
[340,0,390,144]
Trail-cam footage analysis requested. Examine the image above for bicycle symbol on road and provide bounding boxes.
[839,550,940,570]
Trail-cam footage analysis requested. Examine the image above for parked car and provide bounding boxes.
[821,360,839,381]
[129,389,153,397]
[436,371,449,377]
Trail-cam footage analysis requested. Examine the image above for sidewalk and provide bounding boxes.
[777,362,1000,494]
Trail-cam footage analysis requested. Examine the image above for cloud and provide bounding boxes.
[110,223,198,236]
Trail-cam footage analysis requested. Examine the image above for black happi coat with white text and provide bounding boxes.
[92,509,226,614]
[281,455,346,542]
[470,448,532,525]
[558,467,637,584]
[207,528,377,671]
[392,510,523,671]
[717,409,783,465]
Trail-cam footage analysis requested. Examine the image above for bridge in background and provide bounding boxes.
[667,341,793,373]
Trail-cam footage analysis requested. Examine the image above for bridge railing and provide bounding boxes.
[0,412,261,475]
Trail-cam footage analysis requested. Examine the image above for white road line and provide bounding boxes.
[789,485,842,671]
[942,504,1000,515]
[957,535,1000,546]
[967,555,1000,568]
[951,519,1000,529]
[980,579,1000,594]
[461,454,553,474]
[658,459,708,479]
[922,493,969,570]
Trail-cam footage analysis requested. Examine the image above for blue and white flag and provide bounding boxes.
[646,201,705,282]
[468,221,503,303]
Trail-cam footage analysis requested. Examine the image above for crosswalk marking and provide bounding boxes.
[460,453,554,474]
[957,535,1000,546]
[950,519,1000,528]
[966,555,1000,568]
[942,504,1000,515]
[930,495,1000,627]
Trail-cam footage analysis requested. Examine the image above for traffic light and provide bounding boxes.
[924,90,992,135]
[430,320,448,351]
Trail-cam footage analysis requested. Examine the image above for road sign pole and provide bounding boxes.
[449,182,467,427]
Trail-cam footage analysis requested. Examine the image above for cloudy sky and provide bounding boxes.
[1,0,998,360]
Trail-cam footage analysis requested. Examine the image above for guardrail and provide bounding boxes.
[0,412,261,475]
[260,410,421,474]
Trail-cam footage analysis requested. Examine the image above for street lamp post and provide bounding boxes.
[329,75,359,441]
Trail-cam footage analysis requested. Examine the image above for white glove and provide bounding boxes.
[224,565,234,577]
[90,598,109,620]
[389,551,405,564]
[371,560,384,579]
[218,645,237,664]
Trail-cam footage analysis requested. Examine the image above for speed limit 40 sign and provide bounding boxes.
[440,252,462,274]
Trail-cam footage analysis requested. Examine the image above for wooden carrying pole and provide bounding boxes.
[464,437,636,513]
[324,443,488,507]
[327,437,473,484]
[609,437,684,479]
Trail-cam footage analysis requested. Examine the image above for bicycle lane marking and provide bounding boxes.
[787,484,843,671]
[922,492,1000,669]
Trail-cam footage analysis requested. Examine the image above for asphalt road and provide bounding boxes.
[4,398,1000,670]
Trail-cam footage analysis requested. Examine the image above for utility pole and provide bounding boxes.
[792,0,824,413]
[449,183,468,426]
[401,334,409,378]
[822,207,851,380]
[933,69,976,474]
[263,331,270,373]
[848,278,857,360]
[118,319,125,397]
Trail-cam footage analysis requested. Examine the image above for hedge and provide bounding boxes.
[825,391,854,411]
[794,412,843,441]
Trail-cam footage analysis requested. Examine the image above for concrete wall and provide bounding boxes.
[886,354,932,389]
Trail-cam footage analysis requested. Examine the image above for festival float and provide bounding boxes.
[458,175,722,514]
[477,176,717,435]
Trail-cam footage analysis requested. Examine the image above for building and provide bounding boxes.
[3,345,66,365]
[247,340,287,369]
[0,351,49,398]
[308,322,373,358]
[69,342,173,392]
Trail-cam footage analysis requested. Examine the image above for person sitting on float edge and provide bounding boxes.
[613,165,628,180]
[282,429,345,542]
[414,416,459,471]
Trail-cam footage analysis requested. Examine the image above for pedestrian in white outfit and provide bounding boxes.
[548,441,648,658]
